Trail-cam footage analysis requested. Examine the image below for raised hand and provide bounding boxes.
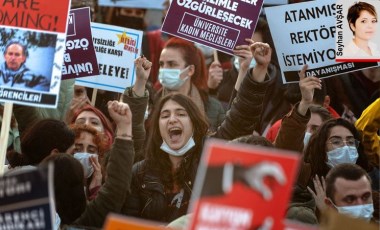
[249,42,271,83]
[298,64,322,115]
[250,42,271,68]
[233,38,254,73]
[307,175,327,212]
[65,86,91,124]
[107,100,132,140]
[89,155,102,191]
[207,61,223,89]
[133,56,152,96]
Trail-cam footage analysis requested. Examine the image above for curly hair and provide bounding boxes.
[69,124,108,161]
[145,93,209,190]
[304,118,370,179]
[71,104,115,148]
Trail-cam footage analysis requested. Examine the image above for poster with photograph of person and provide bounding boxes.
[336,0,380,62]
[0,0,71,108]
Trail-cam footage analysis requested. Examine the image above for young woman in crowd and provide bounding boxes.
[70,105,115,148]
[70,124,109,200]
[154,37,226,132]
[40,100,135,228]
[273,65,371,224]
[120,40,272,222]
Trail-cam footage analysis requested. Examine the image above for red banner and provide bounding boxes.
[0,0,71,32]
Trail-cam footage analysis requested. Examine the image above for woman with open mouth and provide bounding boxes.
[120,39,272,223]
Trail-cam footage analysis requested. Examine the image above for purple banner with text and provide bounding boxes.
[162,0,264,55]
[62,7,99,80]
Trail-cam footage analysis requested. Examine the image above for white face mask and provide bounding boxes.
[326,146,358,168]
[160,137,195,157]
[73,152,97,178]
[303,131,312,149]
[233,57,256,71]
[335,203,374,221]
[158,67,189,90]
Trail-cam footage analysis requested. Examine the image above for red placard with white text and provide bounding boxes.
[0,0,71,33]
[189,139,300,230]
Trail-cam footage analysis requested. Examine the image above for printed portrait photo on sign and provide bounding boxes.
[0,28,57,92]
[336,0,380,61]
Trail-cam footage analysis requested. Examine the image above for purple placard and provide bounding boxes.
[162,0,264,55]
[62,7,99,80]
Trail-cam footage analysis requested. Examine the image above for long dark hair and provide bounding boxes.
[145,93,209,189]
[304,118,370,178]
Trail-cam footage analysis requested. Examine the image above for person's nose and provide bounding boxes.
[168,114,178,124]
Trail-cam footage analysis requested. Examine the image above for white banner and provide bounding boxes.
[75,23,143,93]
[265,1,379,83]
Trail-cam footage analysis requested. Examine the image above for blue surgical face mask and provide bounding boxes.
[326,146,358,168]
[73,152,97,178]
[303,131,312,149]
[330,199,374,222]
[160,137,195,157]
[158,67,189,90]
[233,57,256,71]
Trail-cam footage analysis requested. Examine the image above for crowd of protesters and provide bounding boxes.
[0,0,379,229]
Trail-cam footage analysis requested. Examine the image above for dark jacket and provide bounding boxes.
[210,62,290,134]
[121,70,270,223]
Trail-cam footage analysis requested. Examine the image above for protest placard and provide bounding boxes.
[0,165,55,230]
[189,139,300,230]
[103,214,165,230]
[62,7,99,80]
[0,0,71,108]
[98,0,166,9]
[75,23,142,93]
[161,0,264,55]
[335,0,380,62]
[265,1,379,83]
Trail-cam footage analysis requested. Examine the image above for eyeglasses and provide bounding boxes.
[326,137,360,148]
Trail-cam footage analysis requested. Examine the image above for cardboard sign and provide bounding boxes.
[189,139,300,230]
[62,7,99,80]
[98,0,166,9]
[335,0,380,62]
[0,0,71,108]
[161,0,264,55]
[103,214,165,230]
[75,23,142,93]
[0,165,55,230]
[265,1,379,83]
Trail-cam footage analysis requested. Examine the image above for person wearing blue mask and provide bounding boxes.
[156,37,225,132]
[70,124,108,201]
[324,163,376,222]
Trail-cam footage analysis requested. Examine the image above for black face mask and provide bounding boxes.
[112,16,145,30]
